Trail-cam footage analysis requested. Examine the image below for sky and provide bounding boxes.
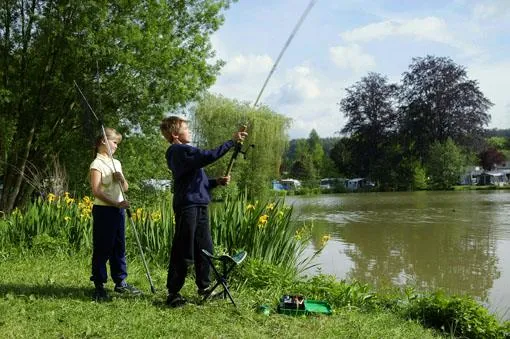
[209,0,510,139]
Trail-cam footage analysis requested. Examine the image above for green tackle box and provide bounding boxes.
[277,296,332,316]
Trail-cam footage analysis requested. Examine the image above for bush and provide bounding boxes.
[404,291,508,338]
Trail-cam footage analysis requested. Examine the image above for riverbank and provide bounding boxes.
[0,251,441,339]
[2,250,510,338]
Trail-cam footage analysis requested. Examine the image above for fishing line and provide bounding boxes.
[253,0,318,108]
[229,0,318,175]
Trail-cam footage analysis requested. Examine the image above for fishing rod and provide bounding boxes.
[225,0,318,175]
[74,80,157,294]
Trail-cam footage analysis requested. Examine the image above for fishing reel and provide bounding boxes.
[225,124,255,176]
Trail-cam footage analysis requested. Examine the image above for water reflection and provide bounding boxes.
[287,191,510,320]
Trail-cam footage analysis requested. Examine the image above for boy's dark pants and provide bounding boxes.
[166,205,212,294]
[90,205,128,285]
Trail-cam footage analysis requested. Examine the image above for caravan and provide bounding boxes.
[272,179,302,191]
[346,178,375,191]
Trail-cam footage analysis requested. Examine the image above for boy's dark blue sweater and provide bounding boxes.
[166,140,235,210]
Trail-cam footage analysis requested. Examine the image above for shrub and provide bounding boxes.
[404,291,508,338]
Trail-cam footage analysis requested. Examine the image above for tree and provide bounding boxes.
[191,94,290,199]
[330,137,355,178]
[426,138,465,190]
[338,72,399,182]
[478,148,506,171]
[0,0,235,212]
[308,129,324,175]
[399,55,492,160]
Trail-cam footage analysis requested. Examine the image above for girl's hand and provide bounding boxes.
[113,172,125,184]
[118,200,130,209]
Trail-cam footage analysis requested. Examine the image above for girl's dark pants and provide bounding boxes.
[90,205,127,285]
[166,205,212,294]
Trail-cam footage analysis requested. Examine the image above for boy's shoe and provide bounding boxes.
[166,293,187,308]
[114,281,142,295]
[197,286,221,299]
[92,285,110,302]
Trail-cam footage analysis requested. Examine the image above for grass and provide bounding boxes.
[0,251,441,339]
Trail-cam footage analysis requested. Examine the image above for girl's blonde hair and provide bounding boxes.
[94,128,122,152]
[160,116,187,142]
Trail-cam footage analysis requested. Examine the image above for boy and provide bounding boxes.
[160,116,247,307]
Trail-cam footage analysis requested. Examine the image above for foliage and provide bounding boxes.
[487,137,509,150]
[412,162,428,190]
[330,137,356,178]
[479,148,506,171]
[399,55,492,158]
[210,193,327,272]
[338,73,399,182]
[0,194,93,251]
[115,134,172,204]
[426,138,465,190]
[404,291,509,339]
[0,0,235,212]
[191,94,290,199]
[0,190,328,272]
[329,56,493,190]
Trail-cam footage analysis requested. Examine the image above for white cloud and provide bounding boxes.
[340,17,451,43]
[472,1,510,20]
[339,17,479,56]
[220,54,273,79]
[266,66,321,106]
[329,44,376,73]
[210,53,275,104]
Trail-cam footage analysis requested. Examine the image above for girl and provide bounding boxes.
[89,127,140,301]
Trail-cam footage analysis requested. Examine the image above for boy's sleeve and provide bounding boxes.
[182,140,235,170]
[208,178,219,190]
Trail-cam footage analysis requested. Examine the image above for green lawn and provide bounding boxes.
[0,251,441,339]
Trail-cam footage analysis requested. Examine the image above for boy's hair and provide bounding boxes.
[94,128,122,151]
[160,116,187,143]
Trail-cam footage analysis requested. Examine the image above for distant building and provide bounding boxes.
[477,172,507,186]
[319,178,346,189]
[346,178,375,191]
[272,179,301,191]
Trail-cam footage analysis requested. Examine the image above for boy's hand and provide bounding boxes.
[217,176,231,186]
[232,130,248,143]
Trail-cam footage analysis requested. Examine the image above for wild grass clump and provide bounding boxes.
[210,193,327,273]
[0,191,327,274]
[0,194,93,251]
[402,291,510,339]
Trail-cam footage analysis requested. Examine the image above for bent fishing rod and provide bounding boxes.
[225,0,318,176]
[74,80,157,294]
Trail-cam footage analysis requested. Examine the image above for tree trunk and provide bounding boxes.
[0,124,35,213]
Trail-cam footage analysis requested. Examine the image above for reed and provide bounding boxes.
[0,193,93,250]
[0,192,327,273]
[210,193,325,272]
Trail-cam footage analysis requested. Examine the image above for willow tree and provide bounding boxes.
[0,0,235,212]
[191,94,291,199]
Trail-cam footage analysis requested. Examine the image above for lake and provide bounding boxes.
[286,190,510,321]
